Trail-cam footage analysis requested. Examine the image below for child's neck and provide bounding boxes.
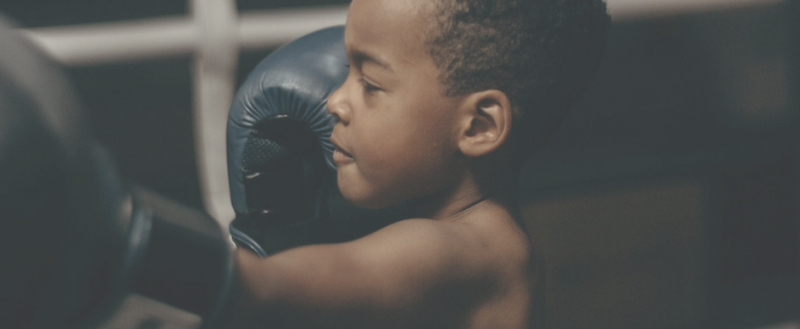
[407,169,518,221]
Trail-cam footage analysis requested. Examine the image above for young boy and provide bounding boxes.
[230,0,609,328]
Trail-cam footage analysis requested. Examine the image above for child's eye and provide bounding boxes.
[359,78,380,94]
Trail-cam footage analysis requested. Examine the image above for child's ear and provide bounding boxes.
[457,90,513,157]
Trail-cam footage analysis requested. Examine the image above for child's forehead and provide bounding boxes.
[345,0,436,53]
[348,0,436,32]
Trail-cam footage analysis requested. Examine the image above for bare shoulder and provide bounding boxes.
[352,202,532,281]
[352,200,535,328]
[452,201,536,329]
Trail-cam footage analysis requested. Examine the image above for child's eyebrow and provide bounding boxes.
[351,48,394,73]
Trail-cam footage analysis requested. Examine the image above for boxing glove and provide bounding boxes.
[227,26,345,257]
[0,17,233,329]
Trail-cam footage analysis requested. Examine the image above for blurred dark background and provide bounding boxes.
[1,0,799,328]
[521,2,800,328]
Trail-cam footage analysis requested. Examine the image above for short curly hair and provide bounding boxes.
[427,0,610,158]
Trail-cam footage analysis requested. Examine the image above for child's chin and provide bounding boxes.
[342,194,389,210]
[339,185,394,210]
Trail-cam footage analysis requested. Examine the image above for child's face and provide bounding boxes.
[327,0,466,209]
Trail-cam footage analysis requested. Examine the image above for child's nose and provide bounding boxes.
[327,83,351,125]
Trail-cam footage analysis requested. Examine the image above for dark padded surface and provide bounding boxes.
[242,134,294,171]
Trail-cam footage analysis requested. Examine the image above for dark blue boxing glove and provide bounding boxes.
[227,26,347,257]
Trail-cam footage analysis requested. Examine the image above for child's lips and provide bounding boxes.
[333,147,354,164]
[330,138,355,164]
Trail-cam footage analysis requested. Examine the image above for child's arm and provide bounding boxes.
[228,218,493,329]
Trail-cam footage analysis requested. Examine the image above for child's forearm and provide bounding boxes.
[227,246,395,328]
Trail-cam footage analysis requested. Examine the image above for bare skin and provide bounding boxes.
[232,200,534,329]
[227,0,540,328]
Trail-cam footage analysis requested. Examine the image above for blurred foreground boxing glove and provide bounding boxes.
[227,26,406,258]
[0,16,232,329]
